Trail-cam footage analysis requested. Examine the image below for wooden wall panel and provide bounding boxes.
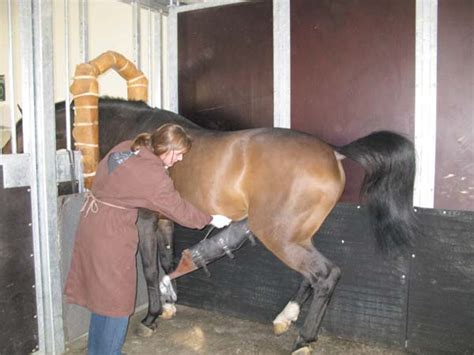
[178,2,273,130]
[291,0,415,202]
[435,0,474,211]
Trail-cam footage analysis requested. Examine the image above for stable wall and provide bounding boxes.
[435,0,473,211]
[178,1,273,129]
[177,0,473,212]
[291,0,415,203]
[175,2,473,351]
[0,168,37,354]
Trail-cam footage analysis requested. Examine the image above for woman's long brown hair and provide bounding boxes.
[131,123,192,156]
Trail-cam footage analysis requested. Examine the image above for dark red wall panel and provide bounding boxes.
[0,169,38,354]
[178,2,273,130]
[435,0,473,211]
[291,0,415,202]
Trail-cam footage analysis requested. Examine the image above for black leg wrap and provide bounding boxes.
[188,218,253,275]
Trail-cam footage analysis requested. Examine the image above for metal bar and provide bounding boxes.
[7,0,17,153]
[19,1,42,351]
[64,0,72,151]
[273,0,291,128]
[414,0,438,208]
[117,0,168,13]
[19,0,65,353]
[79,0,89,62]
[165,6,179,112]
[19,1,34,155]
[132,0,142,69]
[148,8,152,105]
[32,0,65,350]
[151,10,163,108]
[175,0,251,13]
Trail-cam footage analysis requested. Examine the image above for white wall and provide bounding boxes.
[0,0,20,147]
[1,0,162,149]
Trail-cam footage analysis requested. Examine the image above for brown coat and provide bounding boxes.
[65,141,211,317]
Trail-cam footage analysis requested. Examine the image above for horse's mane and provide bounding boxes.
[97,96,204,130]
[97,96,152,111]
[2,96,230,154]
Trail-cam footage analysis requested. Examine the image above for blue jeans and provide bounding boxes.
[87,313,129,355]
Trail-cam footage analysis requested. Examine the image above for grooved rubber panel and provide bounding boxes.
[406,208,474,354]
[174,203,409,347]
[0,168,38,354]
[309,204,409,347]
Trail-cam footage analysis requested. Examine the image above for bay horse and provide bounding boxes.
[4,97,417,354]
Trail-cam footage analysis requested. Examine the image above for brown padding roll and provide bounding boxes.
[70,51,148,188]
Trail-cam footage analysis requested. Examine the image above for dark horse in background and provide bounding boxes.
[4,97,417,354]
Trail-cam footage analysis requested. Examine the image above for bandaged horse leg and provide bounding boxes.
[168,218,254,281]
[273,279,313,335]
[292,249,341,353]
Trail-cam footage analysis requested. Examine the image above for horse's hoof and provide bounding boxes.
[273,320,291,335]
[159,275,177,303]
[291,346,312,355]
[159,303,177,320]
[160,307,175,319]
[136,323,155,338]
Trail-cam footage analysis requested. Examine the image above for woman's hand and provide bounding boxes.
[210,214,232,228]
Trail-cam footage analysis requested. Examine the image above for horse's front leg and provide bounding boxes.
[137,209,163,337]
[156,219,175,274]
[156,219,178,320]
[166,219,254,280]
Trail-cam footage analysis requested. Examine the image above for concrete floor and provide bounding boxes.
[64,305,406,355]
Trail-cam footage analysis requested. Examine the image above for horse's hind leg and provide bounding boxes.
[292,246,341,353]
[273,279,312,335]
[267,241,341,353]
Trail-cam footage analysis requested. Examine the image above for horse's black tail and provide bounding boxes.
[336,131,418,252]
